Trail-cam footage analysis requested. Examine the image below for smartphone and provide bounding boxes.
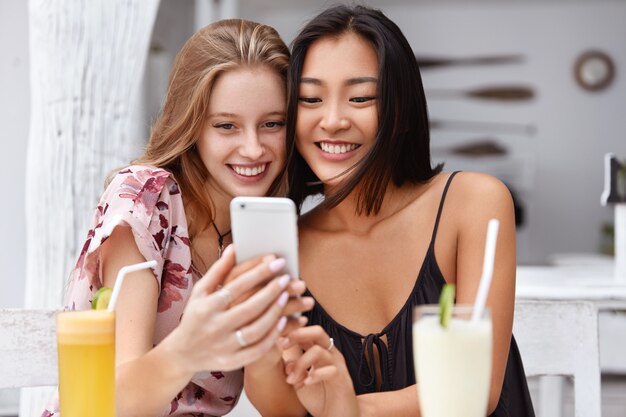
[230,196,299,279]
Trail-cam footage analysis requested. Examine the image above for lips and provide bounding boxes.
[229,163,268,177]
[316,141,361,155]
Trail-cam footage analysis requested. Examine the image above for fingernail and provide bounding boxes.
[277,291,289,307]
[286,373,296,384]
[222,244,233,256]
[268,258,286,273]
[280,337,290,348]
[291,280,306,291]
[278,274,290,289]
[276,316,287,332]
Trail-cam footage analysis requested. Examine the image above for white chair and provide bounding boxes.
[0,309,58,390]
[513,300,601,417]
[0,309,58,417]
[0,308,264,417]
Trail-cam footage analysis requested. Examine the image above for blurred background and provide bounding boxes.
[1,0,625,414]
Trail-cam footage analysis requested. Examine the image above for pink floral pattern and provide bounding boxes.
[42,166,242,417]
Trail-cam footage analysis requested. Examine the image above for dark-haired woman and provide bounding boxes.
[245,4,534,417]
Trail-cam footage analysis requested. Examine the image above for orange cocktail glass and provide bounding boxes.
[57,309,115,417]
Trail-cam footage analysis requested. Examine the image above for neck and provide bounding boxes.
[205,183,232,234]
[320,181,411,234]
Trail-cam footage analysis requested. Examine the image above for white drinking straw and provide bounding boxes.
[108,260,158,312]
[471,219,500,323]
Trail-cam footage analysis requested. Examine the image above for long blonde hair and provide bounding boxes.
[133,19,289,238]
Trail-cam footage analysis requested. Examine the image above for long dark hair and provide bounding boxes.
[286,5,442,215]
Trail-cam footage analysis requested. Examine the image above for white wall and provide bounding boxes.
[0,0,28,308]
[0,0,29,411]
[386,1,626,264]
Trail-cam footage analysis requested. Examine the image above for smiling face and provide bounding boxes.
[197,66,287,200]
[296,32,379,188]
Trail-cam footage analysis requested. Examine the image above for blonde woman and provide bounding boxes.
[43,19,312,417]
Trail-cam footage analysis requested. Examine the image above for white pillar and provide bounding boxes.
[23,0,160,415]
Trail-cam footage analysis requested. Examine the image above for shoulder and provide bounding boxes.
[447,171,513,206]
[107,165,173,191]
[443,171,515,229]
[99,165,184,224]
[104,165,178,203]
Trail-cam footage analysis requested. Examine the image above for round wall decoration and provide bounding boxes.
[574,50,616,92]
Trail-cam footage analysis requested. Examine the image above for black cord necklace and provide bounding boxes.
[212,221,232,258]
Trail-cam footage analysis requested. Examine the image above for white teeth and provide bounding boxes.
[320,143,358,154]
[233,164,266,176]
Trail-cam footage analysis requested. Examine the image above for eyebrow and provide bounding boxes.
[265,111,287,117]
[300,77,322,86]
[208,112,237,118]
[207,111,286,119]
[300,76,378,86]
[346,76,378,86]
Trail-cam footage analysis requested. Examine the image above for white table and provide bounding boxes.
[517,265,626,309]
[516,265,626,417]
[517,265,626,372]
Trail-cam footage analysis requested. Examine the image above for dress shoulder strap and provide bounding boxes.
[429,171,461,245]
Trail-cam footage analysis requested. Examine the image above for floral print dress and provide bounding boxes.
[42,165,243,417]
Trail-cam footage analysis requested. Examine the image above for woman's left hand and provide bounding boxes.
[281,325,360,417]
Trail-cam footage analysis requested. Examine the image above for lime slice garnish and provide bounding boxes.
[92,287,112,310]
[438,283,456,328]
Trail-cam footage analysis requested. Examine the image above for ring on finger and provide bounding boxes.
[235,329,248,347]
[216,287,233,307]
[326,337,334,352]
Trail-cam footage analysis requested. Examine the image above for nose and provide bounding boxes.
[319,102,350,133]
[239,130,265,160]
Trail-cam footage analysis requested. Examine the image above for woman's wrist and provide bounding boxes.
[356,394,377,417]
[245,342,284,375]
[156,330,198,382]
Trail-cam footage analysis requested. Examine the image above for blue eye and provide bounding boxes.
[215,123,235,130]
[264,121,285,129]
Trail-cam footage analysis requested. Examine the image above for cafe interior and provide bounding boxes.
[1,0,625,416]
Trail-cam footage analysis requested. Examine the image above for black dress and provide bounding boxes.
[304,172,535,416]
